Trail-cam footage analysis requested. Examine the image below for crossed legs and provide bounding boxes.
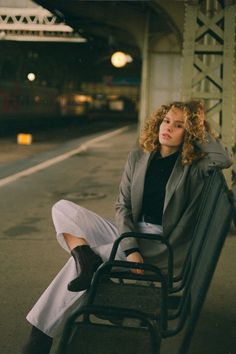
[21,201,122,354]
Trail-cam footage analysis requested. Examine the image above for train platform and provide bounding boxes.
[0,123,235,354]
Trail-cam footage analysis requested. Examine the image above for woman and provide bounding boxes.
[21,100,232,354]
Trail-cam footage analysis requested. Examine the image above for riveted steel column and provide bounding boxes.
[181,2,198,101]
[181,0,236,185]
[222,2,235,154]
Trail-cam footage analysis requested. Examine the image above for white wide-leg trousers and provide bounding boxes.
[26,200,126,337]
[26,200,163,337]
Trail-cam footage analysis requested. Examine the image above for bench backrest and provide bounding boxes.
[173,170,225,288]
[173,172,233,353]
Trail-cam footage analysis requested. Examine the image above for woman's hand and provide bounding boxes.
[126,252,144,275]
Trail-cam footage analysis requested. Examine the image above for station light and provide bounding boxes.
[111,51,133,68]
[27,72,36,81]
[17,133,32,145]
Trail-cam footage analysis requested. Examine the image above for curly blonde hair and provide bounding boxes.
[139,100,214,165]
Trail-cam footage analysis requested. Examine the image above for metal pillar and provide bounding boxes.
[139,10,150,130]
[181,0,236,183]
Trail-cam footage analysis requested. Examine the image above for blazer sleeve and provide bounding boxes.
[115,150,139,252]
[194,133,233,173]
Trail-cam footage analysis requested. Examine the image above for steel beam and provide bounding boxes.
[181,0,236,184]
[0,7,85,42]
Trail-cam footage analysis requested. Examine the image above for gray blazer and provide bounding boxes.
[115,134,232,270]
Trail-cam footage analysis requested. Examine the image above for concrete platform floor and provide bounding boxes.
[0,123,235,354]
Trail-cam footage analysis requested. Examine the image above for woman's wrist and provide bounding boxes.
[124,247,140,257]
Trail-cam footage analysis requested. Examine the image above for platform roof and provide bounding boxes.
[33,0,184,56]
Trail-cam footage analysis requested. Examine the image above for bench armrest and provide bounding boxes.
[109,231,174,288]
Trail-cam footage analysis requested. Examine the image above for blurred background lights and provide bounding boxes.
[111,51,133,68]
[125,54,133,63]
[27,72,36,81]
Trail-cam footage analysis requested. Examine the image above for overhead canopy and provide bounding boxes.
[33,0,183,57]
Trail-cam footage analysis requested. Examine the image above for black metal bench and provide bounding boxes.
[57,306,161,354]
[56,170,233,354]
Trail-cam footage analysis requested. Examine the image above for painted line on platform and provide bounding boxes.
[0,126,130,188]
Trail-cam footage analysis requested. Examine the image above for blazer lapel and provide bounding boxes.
[132,151,153,220]
[163,155,184,213]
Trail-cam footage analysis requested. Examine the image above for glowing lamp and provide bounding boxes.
[111,51,127,68]
[27,72,36,81]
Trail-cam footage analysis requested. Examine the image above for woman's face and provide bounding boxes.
[159,107,186,156]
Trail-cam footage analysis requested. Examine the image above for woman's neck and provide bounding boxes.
[160,146,179,158]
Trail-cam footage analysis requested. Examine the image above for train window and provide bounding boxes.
[109,100,124,111]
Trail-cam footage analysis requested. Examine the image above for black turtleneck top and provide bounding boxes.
[139,150,179,225]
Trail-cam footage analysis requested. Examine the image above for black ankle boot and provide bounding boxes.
[20,326,53,354]
[67,245,103,292]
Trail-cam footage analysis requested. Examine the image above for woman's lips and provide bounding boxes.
[161,133,171,139]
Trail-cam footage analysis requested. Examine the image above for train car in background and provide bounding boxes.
[0,80,60,135]
[0,81,138,136]
[0,81,138,120]
[0,82,137,122]
[58,91,138,120]
[58,92,93,117]
[0,81,60,117]
[88,94,138,120]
